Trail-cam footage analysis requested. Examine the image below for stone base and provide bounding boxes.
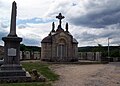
[0,64,31,82]
[0,70,26,76]
[1,64,23,70]
[0,72,31,83]
[0,64,26,76]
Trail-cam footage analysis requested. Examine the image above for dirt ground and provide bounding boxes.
[51,62,120,86]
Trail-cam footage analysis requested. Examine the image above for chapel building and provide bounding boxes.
[41,13,78,62]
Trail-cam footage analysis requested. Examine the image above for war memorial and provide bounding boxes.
[0,1,31,82]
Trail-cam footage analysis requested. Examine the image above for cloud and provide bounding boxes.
[17,17,56,25]
[16,22,52,47]
[45,0,76,18]
[17,17,56,29]
[70,24,120,46]
[16,0,55,19]
[0,20,9,29]
[0,31,7,40]
[18,24,29,29]
[45,0,120,28]
[70,9,120,28]
[17,17,55,25]
[0,1,3,7]
[0,19,9,39]
[69,0,120,28]
[22,38,40,46]
[75,31,97,42]
[0,0,120,47]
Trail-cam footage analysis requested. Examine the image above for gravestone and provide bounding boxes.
[24,51,30,59]
[0,1,31,82]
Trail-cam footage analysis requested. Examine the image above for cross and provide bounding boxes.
[56,13,65,27]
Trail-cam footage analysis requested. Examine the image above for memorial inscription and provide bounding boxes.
[8,48,16,56]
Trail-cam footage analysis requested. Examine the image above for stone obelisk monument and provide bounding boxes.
[0,1,31,82]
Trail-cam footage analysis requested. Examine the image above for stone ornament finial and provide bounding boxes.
[52,22,55,32]
[66,22,68,32]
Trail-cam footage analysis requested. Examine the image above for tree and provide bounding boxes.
[20,44,26,51]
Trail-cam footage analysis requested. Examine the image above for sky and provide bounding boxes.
[0,0,120,47]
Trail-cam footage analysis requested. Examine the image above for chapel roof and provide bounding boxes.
[41,36,52,43]
[73,38,78,44]
[56,25,64,32]
[41,13,78,44]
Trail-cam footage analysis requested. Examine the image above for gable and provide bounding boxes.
[56,32,72,38]
[52,32,72,44]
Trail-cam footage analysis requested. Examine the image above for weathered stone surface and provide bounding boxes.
[8,1,17,37]
[31,69,46,82]
[0,1,31,82]
[41,13,78,62]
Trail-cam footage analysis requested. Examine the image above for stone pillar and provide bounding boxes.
[0,1,31,82]
[1,37,23,71]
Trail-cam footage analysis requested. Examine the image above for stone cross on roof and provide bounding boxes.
[56,13,65,27]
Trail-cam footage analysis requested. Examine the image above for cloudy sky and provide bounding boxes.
[0,0,120,47]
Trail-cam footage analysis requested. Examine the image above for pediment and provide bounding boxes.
[59,32,66,36]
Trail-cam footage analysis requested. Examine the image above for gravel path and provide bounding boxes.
[51,62,120,86]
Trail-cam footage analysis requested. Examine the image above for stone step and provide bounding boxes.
[0,64,23,70]
[0,70,26,76]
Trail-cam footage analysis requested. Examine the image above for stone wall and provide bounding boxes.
[41,43,52,61]
[34,51,40,59]
[50,33,78,61]
[78,52,102,61]
[41,31,78,62]
[20,51,40,60]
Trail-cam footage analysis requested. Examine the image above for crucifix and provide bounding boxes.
[56,13,65,27]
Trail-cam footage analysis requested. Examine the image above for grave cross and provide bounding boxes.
[56,13,65,27]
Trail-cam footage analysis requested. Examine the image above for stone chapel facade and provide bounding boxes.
[41,13,78,62]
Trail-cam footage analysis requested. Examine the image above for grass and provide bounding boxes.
[0,61,59,86]
[0,82,51,86]
[22,62,59,81]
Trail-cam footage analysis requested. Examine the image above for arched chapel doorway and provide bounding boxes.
[56,38,67,60]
